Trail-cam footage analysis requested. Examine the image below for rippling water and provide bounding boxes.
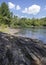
[17,27,46,44]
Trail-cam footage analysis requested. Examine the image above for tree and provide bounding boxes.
[0,2,10,18]
[31,17,36,26]
[0,2,11,26]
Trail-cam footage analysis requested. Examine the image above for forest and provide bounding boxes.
[0,2,46,28]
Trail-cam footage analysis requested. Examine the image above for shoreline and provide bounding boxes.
[0,32,46,65]
[0,27,46,44]
[10,26,46,29]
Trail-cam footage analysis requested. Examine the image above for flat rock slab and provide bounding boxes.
[0,32,46,65]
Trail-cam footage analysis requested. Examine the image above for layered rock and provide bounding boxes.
[0,32,46,65]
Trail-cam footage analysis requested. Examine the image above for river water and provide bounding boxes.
[17,27,46,44]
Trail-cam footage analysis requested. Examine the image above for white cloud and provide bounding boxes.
[42,16,46,18]
[8,2,15,9]
[22,4,41,15]
[20,15,27,18]
[16,5,21,10]
[44,6,46,10]
[8,2,21,10]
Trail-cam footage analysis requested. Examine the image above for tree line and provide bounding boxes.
[0,2,46,28]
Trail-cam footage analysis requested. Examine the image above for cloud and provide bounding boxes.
[42,16,46,18]
[8,2,21,10]
[44,6,46,10]
[8,2,15,9]
[22,4,41,15]
[16,5,21,10]
[20,15,27,18]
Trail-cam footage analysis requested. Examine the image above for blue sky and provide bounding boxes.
[0,0,46,18]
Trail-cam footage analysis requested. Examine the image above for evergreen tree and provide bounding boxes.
[0,2,10,18]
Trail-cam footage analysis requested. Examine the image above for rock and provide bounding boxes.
[0,32,46,65]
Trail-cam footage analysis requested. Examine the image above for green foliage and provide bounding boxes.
[0,2,46,28]
[10,16,46,28]
[0,2,10,18]
[0,2,11,26]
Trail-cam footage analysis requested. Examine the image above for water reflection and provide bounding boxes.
[17,28,46,44]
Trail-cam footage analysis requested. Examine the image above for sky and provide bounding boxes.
[0,0,46,18]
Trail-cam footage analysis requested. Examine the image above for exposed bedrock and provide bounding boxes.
[0,32,46,65]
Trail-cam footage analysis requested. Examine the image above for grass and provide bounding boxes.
[0,25,10,33]
[0,25,20,35]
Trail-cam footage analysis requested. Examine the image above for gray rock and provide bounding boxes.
[0,32,46,65]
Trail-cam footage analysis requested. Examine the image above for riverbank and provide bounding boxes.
[0,26,46,35]
[10,26,46,29]
[0,27,20,35]
[0,32,46,65]
[0,27,46,44]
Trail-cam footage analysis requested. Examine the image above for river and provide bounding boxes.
[16,27,46,44]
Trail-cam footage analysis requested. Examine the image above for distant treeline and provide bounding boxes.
[0,2,46,28]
